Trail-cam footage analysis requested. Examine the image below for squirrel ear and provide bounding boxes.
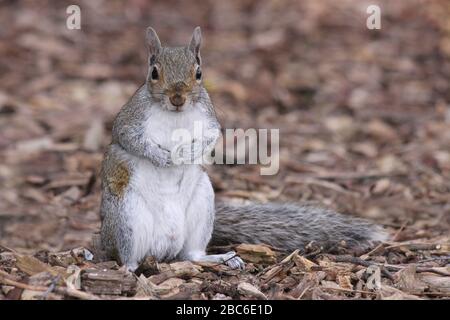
[189,26,202,63]
[146,27,161,61]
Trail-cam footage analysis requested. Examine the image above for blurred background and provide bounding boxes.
[0,0,449,252]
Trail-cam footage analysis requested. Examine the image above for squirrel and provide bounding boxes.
[99,27,387,271]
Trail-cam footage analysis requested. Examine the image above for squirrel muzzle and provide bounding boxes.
[169,93,186,109]
[168,82,189,111]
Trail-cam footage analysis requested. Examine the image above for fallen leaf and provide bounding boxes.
[394,266,428,294]
[236,243,276,264]
[15,254,62,278]
[237,282,267,300]
[380,285,422,300]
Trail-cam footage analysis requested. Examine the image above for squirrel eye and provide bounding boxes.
[151,67,159,81]
[195,67,202,81]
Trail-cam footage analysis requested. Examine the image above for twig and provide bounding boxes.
[417,256,450,263]
[285,177,360,197]
[40,275,61,300]
[414,268,449,276]
[57,286,100,300]
[70,249,82,264]
[296,285,311,300]
[360,242,385,260]
[320,286,377,296]
[420,292,450,297]
[381,265,450,277]
[361,221,408,260]
[298,171,407,181]
[0,273,99,300]
[256,250,299,277]
[392,220,409,241]
[0,245,17,253]
[303,248,323,259]
[0,269,12,276]
[385,243,445,251]
[327,255,395,281]
[0,277,48,292]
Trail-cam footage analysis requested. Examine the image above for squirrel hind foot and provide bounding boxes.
[182,250,245,270]
[222,251,245,270]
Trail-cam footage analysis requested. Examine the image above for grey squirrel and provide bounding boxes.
[100,27,387,271]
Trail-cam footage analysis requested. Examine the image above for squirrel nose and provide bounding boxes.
[169,94,186,108]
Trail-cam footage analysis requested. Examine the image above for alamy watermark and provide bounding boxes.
[366,5,381,30]
[66,5,81,30]
[67,4,382,31]
[170,121,280,176]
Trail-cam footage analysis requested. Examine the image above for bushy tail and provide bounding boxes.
[212,202,387,252]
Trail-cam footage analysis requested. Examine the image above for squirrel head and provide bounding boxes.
[145,27,203,112]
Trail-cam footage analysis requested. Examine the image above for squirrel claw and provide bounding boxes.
[223,251,245,270]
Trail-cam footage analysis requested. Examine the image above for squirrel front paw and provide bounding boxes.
[172,139,203,164]
[222,251,245,270]
[150,144,173,167]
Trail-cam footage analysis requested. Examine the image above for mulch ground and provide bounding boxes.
[0,0,449,299]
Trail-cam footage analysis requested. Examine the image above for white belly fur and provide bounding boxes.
[124,105,209,262]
